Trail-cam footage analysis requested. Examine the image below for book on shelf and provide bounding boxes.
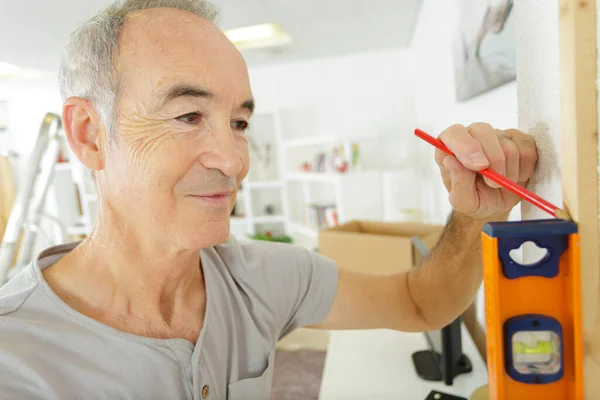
[307,141,360,174]
[305,203,338,229]
[312,152,327,173]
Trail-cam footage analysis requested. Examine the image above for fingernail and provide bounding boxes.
[471,152,489,167]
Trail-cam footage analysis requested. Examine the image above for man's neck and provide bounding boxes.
[42,216,206,341]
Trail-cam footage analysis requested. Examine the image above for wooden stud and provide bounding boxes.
[558,0,600,397]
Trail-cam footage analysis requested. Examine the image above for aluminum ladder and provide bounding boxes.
[0,113,64,285]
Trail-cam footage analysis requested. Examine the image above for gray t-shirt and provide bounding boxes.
[0,236,338,400]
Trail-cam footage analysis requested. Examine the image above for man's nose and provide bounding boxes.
[199,122,243,178]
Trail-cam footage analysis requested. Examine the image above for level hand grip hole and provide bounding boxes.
[509,241,549,267]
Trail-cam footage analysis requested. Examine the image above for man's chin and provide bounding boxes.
[180,218,231,249]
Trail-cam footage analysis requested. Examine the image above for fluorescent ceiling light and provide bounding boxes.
[224,23,291,50]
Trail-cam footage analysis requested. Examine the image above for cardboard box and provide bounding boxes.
[318,220,443,275]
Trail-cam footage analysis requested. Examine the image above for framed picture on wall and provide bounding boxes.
[453,0,516,102]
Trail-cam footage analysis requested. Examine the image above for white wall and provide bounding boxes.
[0,77,63,168]
[248,47,418,170]
[515,1,562,222]
[409,0,519,224]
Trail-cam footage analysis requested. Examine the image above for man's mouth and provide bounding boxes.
[188,190,233,206]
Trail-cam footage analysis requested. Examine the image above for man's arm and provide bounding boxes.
[311,211,491,331]
[406,211,489,329]
[311,123,537,332]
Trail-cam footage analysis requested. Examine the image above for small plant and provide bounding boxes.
[249,231,293,244]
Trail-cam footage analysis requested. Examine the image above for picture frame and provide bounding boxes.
[453,0,516,102]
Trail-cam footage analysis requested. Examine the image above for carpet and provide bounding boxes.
[270,349,327,400]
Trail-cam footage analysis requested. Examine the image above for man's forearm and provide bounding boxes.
[407,211,501,329]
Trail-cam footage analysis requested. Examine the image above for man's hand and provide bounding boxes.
[435,123,538,220]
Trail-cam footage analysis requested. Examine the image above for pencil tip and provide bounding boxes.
[555,209,571,220]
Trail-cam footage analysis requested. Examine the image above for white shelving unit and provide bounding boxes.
[277,117,384,249]
[286,172,344,182]
[229,111,290,241]
[245,180,282,189]
[283,135,342,148]
[284,170,382,248]
[229,110,383,246]
[288,222,318,239]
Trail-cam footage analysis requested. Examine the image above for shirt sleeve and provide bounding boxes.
[278,247,339,339]
[240,241,339,340]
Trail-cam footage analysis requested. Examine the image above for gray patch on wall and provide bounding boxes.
[521,121,562,220]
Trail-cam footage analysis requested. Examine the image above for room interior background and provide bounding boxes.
[0,0,521,354]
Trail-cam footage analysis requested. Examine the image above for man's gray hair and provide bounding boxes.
[58,0,219,135]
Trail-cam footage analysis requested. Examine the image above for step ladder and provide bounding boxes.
[0,113,64,285]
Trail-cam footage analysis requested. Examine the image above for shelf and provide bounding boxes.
[247,180,282,189]
[286,172,336,182]
[230,217,248,225]
[283,135,373,148]
[283,136,338,148]
[290,222,319,238]
[285,172,346,182]
[253,215,285,224]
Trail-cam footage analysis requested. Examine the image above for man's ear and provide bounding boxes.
[62,97,104,171]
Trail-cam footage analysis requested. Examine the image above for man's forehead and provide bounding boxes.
[124,7,217,42]
[117,7,251,99]
[119,8,236,63]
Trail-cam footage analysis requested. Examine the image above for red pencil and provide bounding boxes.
[414,128,568,219]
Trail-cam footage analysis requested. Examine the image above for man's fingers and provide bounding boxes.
[505,129,538,182]
[468,123,505,188]
[435,123,539,220]
[437,152,452,191]
[498,132,520,183]
[439,124,489,171]
[443,155,477,212]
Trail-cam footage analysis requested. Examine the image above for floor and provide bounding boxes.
[270,348,327,400]
[275,328,330,352]
[271,328,330,399]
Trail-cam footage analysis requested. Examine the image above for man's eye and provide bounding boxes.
[232,120,249,132]
[176,112,203,124]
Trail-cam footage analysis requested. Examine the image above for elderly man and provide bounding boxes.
[0,0,537,399]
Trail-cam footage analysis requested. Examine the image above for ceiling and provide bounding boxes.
[0,0,422,73]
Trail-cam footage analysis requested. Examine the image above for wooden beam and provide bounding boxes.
[558,0,600,397]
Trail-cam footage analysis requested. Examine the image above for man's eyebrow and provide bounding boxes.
[155,83,214,109]
[241,99,255,115]
[155,83,255,115]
